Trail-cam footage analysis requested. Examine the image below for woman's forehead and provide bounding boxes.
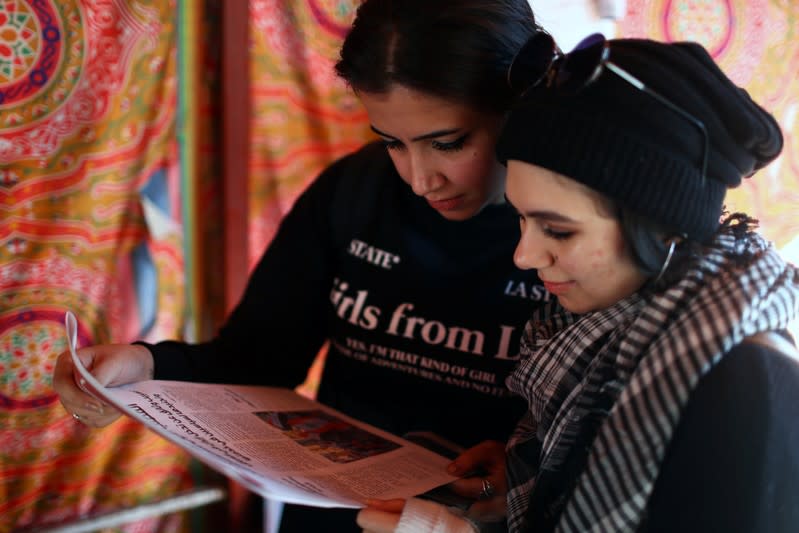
[506,161,615,219]
[359,86,498,139]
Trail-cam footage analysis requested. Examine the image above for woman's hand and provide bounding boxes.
[446,440,508,523]
[356,499,405,533]
[52,343,154,427]
[355,439,508,532]
[357,497,479,532]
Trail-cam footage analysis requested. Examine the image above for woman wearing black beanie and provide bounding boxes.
[498,33,799,533]
[356,34,797,533]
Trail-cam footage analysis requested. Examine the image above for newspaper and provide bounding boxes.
[64,312,458,509]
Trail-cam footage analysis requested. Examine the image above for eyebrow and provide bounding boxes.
[504,194,577,223]
[370,125,462,142]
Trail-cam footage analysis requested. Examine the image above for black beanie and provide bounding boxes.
[497,37,784,241]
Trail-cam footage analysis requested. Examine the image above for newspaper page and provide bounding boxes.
[64,312,457,508]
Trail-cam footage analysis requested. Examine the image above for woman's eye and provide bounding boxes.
[381,139,405,151]
[432,134,468,152]
[543,226,573,240]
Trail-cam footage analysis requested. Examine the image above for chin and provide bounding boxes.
[556,297,594,315]
[436,203,485,222]
[437,210,475,221]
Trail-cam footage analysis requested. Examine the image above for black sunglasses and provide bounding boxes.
[506,32,562,94]
[508,33,709,185]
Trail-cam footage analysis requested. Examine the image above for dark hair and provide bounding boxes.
[618,208,760,289]
[617,207,688,288]
[335,0,541,114]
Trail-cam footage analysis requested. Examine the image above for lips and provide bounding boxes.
[542,280,574,295]
[427,195,464,211]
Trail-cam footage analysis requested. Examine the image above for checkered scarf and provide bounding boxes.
[505,230,799,532]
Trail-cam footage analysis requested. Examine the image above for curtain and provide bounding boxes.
[248,0,372,266]
[0,1,194,530]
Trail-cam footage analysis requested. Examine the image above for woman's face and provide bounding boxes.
[358,86,506,221]
[505,161,648,314]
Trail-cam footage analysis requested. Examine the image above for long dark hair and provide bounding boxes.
[335,0,541,114]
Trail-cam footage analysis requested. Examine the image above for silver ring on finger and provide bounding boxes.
[478,477,495,500]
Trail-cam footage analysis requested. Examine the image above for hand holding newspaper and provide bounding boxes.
[64,312,458,508]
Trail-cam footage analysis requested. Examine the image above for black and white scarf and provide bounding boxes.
[505,230,799,532]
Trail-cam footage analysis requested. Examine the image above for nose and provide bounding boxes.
[408,154,444,196]
[513,228,555,271]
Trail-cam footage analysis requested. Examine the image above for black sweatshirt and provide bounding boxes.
[148,142,553,447]
[643,339,799,532]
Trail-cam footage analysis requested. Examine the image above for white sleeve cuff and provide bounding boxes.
[396,497,478,533]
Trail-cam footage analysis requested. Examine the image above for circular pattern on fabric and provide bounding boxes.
[663,0,733,54]
[623,0,769,86]
[0,255,110,408]
[1,0,163,161]
[0,309,81,407]
[0,0,61,106]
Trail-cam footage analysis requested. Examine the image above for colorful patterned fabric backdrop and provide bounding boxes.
[1,1,193,531]
[619,0,799,256]
[248,0,373,268]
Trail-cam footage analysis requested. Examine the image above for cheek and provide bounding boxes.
[584,228,629,271]
[561,245,615,282]
[449,152,499,189]
[584,237,643,293]
[587,248,609,271]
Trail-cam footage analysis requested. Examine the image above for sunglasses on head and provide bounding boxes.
[508,32,709,185]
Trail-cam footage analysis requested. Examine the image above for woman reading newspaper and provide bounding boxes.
[53,1,559,531]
